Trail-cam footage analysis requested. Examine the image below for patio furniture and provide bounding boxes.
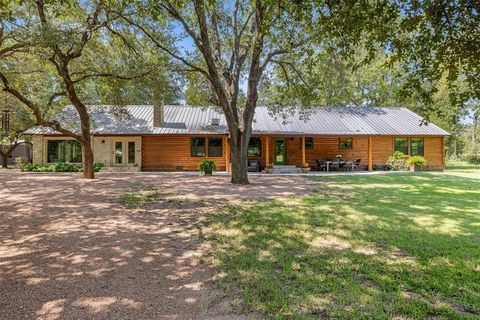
[247,160,260,172]
[352,159,361,171]
[315,159,327,171]
[332,161,342,171]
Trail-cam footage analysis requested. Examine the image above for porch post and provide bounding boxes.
[301,136,306,165]
[368,136,373,171]
[265,136,270,165]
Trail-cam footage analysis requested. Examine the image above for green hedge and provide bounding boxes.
[25,162,103,172]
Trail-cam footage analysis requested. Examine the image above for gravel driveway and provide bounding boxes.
[0,171,314,320]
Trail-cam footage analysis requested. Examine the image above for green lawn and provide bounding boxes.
[208,170,480,319]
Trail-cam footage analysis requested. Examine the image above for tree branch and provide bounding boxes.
[72,69,152,83]
[0,72,85,142]
[119,15,212,81]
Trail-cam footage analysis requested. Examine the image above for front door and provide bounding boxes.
[112,139,137,166]
[273,138,287,165]
[113,140,124,166]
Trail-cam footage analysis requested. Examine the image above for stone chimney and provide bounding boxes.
[153,93,164,127]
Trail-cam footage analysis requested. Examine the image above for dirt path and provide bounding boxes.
[0,171,315,320]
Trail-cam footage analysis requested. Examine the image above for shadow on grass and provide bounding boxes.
[208,173,480,319]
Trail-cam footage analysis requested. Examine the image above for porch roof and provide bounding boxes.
[26,105,449,136]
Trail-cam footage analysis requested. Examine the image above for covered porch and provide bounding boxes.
[226,135,374,173]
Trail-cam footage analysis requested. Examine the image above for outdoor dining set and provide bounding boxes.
[315,158,362,172]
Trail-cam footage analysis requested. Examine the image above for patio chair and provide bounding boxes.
[352,159,361,171]
[247,160,260,172]
[315,159,326,171]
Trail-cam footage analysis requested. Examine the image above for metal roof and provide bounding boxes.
[25,105,449,136]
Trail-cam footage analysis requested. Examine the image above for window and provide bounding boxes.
[47,140,82,163]
[305,137,314,150]
[410,138,424,156]
[208,137,223,157]
[115,141,123,164]
[128,141,135,164]
[191,137,206,157]
[247,137,262,157]
[394,138,409,155]
[339,138,353,150]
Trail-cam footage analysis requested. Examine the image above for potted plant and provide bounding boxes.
[407,155,427,172]
[265,163,274,174]
[301,162,311,173]
[198,159,216,175]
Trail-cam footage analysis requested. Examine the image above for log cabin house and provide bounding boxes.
[27,105,449,172]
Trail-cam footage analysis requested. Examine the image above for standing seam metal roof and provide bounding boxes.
[25,105,450,136]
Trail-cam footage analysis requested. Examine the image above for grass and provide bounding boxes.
[446,160,480,171]
[208,170,480,319]
[120,190,157,208]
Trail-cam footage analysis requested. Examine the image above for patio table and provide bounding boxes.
[325,160,355,172]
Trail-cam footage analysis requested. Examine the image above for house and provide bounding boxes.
[26,105,449,172]
[6,141,32,165]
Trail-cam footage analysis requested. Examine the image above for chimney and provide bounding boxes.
[153,93,164,127]
[210,118,220,126]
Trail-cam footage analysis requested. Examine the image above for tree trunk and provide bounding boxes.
[82,142,94,179]
[1,153,7,168]
[229,133,250,184]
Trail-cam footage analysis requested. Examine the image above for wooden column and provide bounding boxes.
[265,137,270,165]
[368,136,373,171]
[225,137,231,173]
[301,136,306,165]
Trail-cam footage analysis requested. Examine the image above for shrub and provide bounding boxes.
[24,163,49,172]
[198,159,216,174]
[15,156,28,172]
[372,164,380,171]
[407,155,427,168]
[94,162,104,172]
[386,151,409,171]
[54,162,82,172]
[465,154,480,165]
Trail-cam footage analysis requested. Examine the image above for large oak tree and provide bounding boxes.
[0,0,159,178]
[119,0,394,184]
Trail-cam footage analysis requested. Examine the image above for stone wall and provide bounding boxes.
[31,135,142,169]
[32,135,44,165]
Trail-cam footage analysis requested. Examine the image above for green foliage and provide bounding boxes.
[53,162,83,172]
[372,164,381,171]
[24,163,55,172]
[23,162,103,172]
[14,156,28,172]
[197,159,216,174]
[93,162,104,172]
[407,155,427,168]
[465,154,480,166]
[386,151,409,171]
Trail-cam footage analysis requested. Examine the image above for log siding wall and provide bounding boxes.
[32,134,446,171]
[142,135,228,171]
[254,135,444,171]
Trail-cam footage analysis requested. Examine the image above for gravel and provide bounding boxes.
[0,171,314,319]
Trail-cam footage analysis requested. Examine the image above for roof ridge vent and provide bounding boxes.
[210,117,220,125]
